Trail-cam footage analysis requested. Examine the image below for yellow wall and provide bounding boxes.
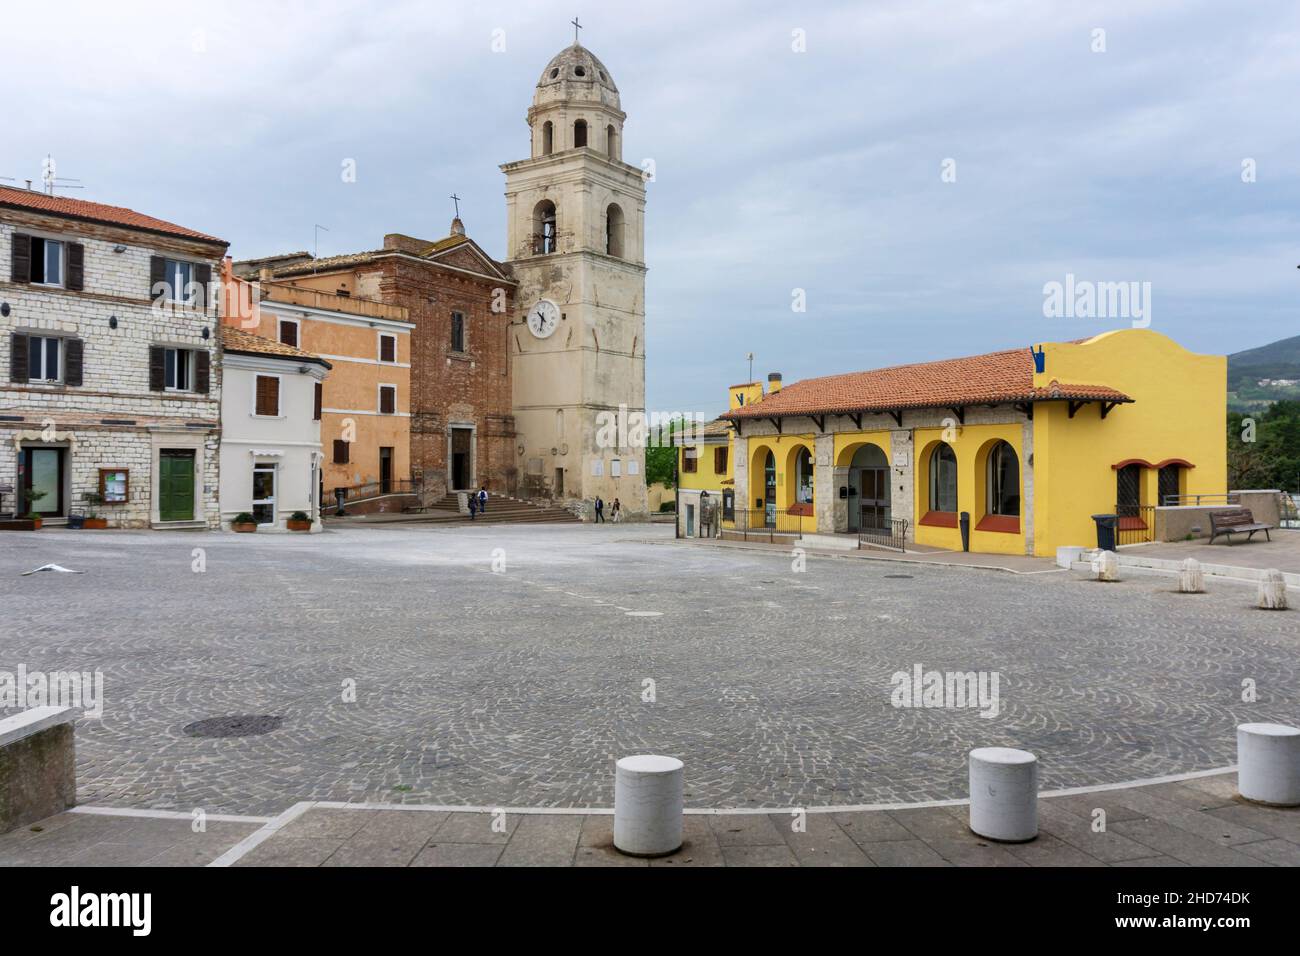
[911,423,1027,555]
[678,441,732,491]
[1032,329,1227,555]
[744,435,817,532]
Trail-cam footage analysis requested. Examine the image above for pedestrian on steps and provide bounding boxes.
[468,493,478,520]
[478,485,489,515]
[594,496,605,523]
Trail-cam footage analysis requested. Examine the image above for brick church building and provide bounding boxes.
[235,221,516,503]
[236,35,648,513]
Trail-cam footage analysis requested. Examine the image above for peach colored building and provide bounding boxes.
[221,260,413,502]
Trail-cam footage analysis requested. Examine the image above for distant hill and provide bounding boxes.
[1228,334,1300,411]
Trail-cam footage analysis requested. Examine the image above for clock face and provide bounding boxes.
[526,299,560,338]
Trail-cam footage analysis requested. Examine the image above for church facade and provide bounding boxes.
[234,39,647,513]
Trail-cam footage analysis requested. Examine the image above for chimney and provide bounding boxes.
[767,372,783,395]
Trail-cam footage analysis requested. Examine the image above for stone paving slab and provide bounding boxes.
[5,772,1294,867]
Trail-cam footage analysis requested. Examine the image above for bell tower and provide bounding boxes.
[502,37,648,513]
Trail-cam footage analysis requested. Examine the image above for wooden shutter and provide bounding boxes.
[256,375,280,416]
[380,335,395,363]
[380,386,395,414]
[333,439,349,464]
[64,338,84,387]
[149,256,166,299]
[715,447,728,473]
[149,346,165,390]
[195,350,210,394]
[10,333,29,383]
[10,234,31,283]
[194,263,211,309]
[66,242,85,291]
[279,321,298,348]
[314,382,322,421]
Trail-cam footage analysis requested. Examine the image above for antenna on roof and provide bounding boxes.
[746,352,754,382]
[41,154,83,195]
[314,224,330,258]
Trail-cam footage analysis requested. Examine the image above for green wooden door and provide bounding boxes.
[158,451,195,521]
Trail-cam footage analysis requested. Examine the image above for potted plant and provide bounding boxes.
[83,492,108,530]
[24,489,48,529]
[232,512,258,533]
[286,510,312,532]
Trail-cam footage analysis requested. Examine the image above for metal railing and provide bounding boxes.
[1115,504,1155,546]
[334,479,420,505]
[859,518,909,552]
[725,508,808,539]
[1160,493,1240,507]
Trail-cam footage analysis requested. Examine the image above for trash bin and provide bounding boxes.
[959,511,971,552]
[1091,514,1118,551]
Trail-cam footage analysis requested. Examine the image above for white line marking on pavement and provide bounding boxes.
[69,805,270,824]
[207,801,317,867]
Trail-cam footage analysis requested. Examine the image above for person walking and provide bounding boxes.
[611,497,622,523]
[594,496,605,523]
[468,492,478,520]
[478,485,488,515]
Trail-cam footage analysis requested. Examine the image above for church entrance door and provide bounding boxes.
[451,427,473,491]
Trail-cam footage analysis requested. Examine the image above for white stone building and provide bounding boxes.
[217,326,330,531]
[0,186,227,528]
[502,41,649,514]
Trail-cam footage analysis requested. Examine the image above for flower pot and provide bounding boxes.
[31,517,42,530]
[286,519,312,532]
[233,522,257,533]
[84,518,109,530]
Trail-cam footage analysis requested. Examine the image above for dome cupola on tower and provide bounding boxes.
[535,43,621,110]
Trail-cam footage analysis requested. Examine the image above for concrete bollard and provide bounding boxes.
[1237,723,1300,806]
[968,747,1038,843]
[1178,557,1205,593]
[614,754,684,857]
[1257,569,1288,610]
[1091,550,1120,582]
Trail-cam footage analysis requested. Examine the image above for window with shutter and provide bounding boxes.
[194,263,211,308]
[333,439,350,464]
[11,234,31,284]
[66,243,85,291]
[314,382,322,421]
[379,385,396,415]
[149,346,166,391]
[10,333,29,383]
[714,447,728,473]
[64,339,84,387]
[255,375,280,416]
[379,334,396,363]
[195,351,210,394]
[279,320,298,348]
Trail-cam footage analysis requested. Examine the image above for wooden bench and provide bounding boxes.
[1208,508,1273,545]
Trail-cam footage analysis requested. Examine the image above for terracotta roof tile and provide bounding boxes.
[721,346,1131,420]
[221,325,331,368]
[0,185,225,245]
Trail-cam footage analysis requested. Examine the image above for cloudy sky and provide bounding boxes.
[8,0,1299,415]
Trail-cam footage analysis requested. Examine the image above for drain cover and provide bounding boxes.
[183,715,283,738]
[883,574,913,579]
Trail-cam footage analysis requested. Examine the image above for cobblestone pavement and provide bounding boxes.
[4,773,1296,867]
[1,524,1297,816]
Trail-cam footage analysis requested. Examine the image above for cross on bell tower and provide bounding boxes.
[571,16,582,44]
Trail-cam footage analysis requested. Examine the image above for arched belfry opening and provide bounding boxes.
[573,119,588,148]
[606,124,618,160]
[533,200,557,255]
[605,203,625,258]
[542,121,554,156]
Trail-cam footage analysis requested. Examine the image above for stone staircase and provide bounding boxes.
[405,492,579,526]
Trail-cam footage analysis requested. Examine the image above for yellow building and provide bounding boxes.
[672,417,733,536]
[685,330,1225,557]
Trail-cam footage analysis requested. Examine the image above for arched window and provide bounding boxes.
[533,200,557,255]
[606,124,617,159]
[1116,463,1141,515]
[986,441,1019,516]
[574,119,588,148]
[794,447,814,504]
[541,121,553,156]
[1158,464,1182,505]
[605,203,625,258]
[555,408,565,441]
[929,443,958,512]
